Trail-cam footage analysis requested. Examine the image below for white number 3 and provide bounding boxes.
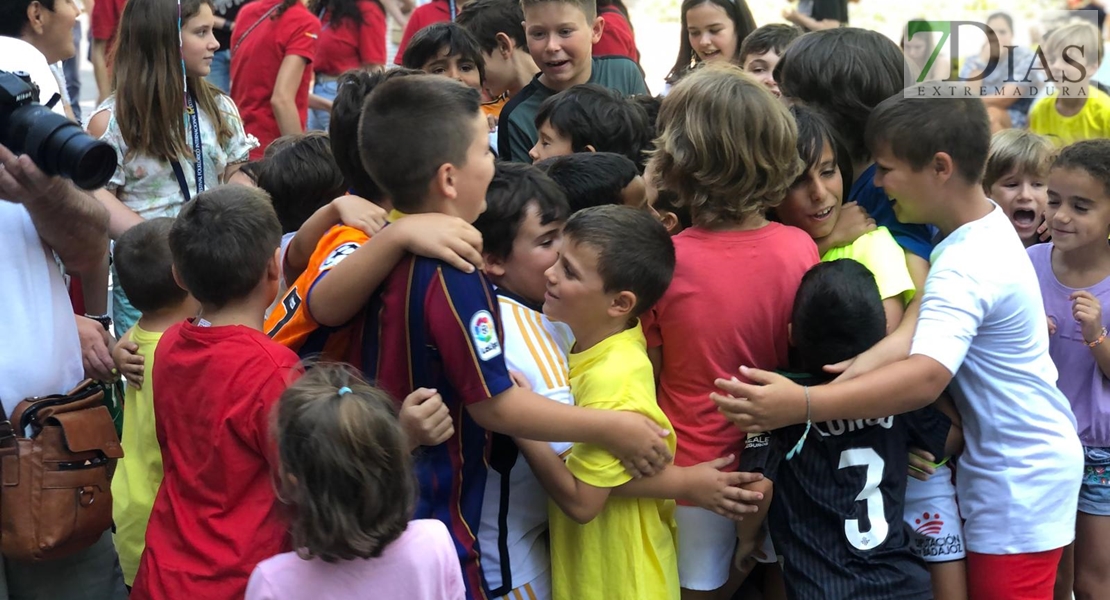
[839,447,889,551]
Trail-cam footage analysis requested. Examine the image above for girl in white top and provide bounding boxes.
[86,0,256,333]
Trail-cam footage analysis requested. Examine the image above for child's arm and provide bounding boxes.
[379,0,410,29]
[111,327,145,389]
[610,456,765,519]
[309,214,484,326]
[516,438,610,524]
[1073,291,1110,379]
[284,195,388,283]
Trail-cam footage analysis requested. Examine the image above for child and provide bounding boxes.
[87,0,255,336]
[644,159,690,236]
[401,22,486,93]
[1029,139,1110,600]
[527,83,651,167]
[306,0,388,131]
[983,129,1055,248]
[356,74,675,600]
[457,0,541,101]
[663,0,756,87]
[643,63,818,597]
[537,152,646,211]
[129,186,297,600]
[394,0,463,66]
[516,204,681,599]
[594,0,639,62]
[245,365,465,600]
[738,23,801,98]
[256,132,348,235]
[1029,22,1110,146]
[716,93,1084,600]
[230,0,321,159]
[497,0,647,162]
[109,218,199,588]
[738,259,947,600]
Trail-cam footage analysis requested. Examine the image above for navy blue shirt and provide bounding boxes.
[849,164,937,261]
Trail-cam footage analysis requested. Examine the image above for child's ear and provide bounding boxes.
[171,264,189,293]
[434,162,457,200]
[590,16,605,44]
[584,144,597,153]
[607,290,637,319]
[495,32,514,57]
[660,210,680,234]
[484,253,506,277]
[932,151,955,182]
[267,247,282,282]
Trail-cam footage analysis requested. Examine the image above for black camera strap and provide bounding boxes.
[171,90,205,202]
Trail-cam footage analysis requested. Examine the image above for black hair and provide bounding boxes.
[169,185,282,308]
[791,259,886,379]
[456,0,527,54]
[330,68,424,202]
[534,84,651,169]
[257,132,348,234]
[308,0,364,29]
[630,94,662,151]
[563,205,675,317]
[776,28,905,165]
[537,152,640,213]
[1053,139,1110,197]
[665,0,757,85]
[115,217,188,314]
[865,92,990,185]
[0,0,54,37]
[738,23,803,64]
[473,162,569,261]
[359,76,483,211]
[790,104,853,190]
[401,22,486,84]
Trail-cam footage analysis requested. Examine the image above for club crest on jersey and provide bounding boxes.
[470,310,501,361]
[320,242,360,271]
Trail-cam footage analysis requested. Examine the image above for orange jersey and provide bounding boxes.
[266,225,370,361]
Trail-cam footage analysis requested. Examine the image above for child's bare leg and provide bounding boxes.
[1074,513,1110,600]
[1055,543,1075,600]
[928,560,968,600]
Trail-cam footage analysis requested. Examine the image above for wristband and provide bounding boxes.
[84,313,112,331]
[1088,326,1107,348]
[786,386,812,461]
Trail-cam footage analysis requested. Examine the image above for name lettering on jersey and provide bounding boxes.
[470,310,502,361]
[319,242,360,271]
[815,417,894,437]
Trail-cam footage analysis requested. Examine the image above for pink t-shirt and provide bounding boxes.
[642,224,819,474]
[245,520,465,600]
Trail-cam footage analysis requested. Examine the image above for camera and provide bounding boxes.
[0,70,116,190]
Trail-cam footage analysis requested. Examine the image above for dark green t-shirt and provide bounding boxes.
[497,56,647,162]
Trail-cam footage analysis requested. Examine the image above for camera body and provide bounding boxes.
[0,70,116,190]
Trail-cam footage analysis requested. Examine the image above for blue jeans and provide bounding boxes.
[62,21,82,123]
[206,49,232,94]
[0,531,127,600]
[307,78,338,131]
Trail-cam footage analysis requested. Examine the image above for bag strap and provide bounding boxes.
[232,3,281,54]
[171,90,206,203]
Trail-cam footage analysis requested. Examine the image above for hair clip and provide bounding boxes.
[337,386,352,396]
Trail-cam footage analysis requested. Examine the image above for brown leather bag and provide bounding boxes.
[0,380,123,562]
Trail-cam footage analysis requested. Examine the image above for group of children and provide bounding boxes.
[85,0,1110,599]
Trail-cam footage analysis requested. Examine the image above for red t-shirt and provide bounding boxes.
[641,224,819,477]
[593,8,639,63]
[393,0,457,65]
[91,0,127,58]
[230,0,321,160]
[314,0,387,75]
[130,321,300,600]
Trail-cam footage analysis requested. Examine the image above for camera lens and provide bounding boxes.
[7,105,117,190]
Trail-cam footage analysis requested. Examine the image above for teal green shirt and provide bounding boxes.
[497,56,647,162]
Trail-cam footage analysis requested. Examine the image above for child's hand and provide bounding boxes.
[1037,218,1051,242]
[682,455,765,521]
[907,448,937,482]
[112,340,145,389]
[824,202,875,252]
[1072,290,1105,344]
[333,195,388,236]
[608,412,673,478]
[1047,314,1057,336]
[711,367,808,433]
[400,388,454,448]
[395,213,484,273]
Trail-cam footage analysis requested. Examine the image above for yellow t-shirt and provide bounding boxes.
[110,325,165,585]
[549,325,679,600]
[821,227,916,304]
[1029,87,1110,146]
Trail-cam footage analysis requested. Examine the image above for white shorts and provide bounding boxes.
[903,463,967,562]
[676,505,736,590]
[494,572,551,600]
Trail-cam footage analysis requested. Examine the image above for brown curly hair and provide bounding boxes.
[275,364,417,562]
[652,62,802,228]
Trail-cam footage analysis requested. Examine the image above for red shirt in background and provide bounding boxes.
[91,0,127,57]
[393,0,458,65]
[315,0,388,75]
[593,7,640,63]
[640,224,818,484]
[230,0,320,159]
[130,321,300,600]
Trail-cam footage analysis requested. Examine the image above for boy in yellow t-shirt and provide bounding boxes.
[516,205,765,600]
[1029,21,1110,146]
[108,218,198,586]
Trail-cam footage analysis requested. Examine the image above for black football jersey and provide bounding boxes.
[740,374,950,600]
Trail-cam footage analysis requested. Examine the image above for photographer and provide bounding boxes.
[0,1,127,599]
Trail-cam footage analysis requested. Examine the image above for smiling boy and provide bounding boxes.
[497,0,647,162]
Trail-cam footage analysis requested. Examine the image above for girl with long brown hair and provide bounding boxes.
[86,0,255,335]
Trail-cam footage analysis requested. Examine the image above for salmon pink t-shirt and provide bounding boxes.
[641,224,818,478]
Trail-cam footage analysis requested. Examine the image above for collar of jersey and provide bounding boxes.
[388,209,409,223]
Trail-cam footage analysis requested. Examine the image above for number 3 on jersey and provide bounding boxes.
[839,447,889,551]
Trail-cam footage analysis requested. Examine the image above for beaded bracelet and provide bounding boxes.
[786,386,812,461]
[1088,327,1107,348]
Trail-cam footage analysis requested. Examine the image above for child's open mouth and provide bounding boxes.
[811,206,834,221]
[1012,209,1037,227]
[546,60,571,70]
[701,49,720,58]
